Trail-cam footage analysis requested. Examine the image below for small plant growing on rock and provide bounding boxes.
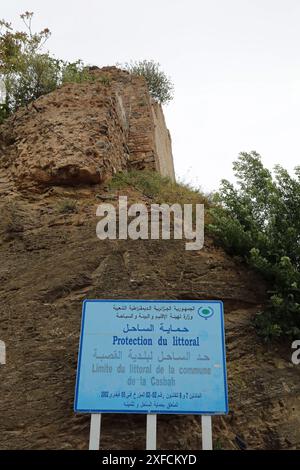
[0,201,24,241]
[57,199,77,214]
[122,60,174,104]
[98,75,111,86]
[61,60,91,84]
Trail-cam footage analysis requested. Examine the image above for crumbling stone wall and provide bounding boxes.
[0,66,175,188]
[152,101,175,181]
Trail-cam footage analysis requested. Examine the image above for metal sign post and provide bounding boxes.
[88,412,158,450]
[89,413,101,450]
[201,415,213,450]
[146,414,157,450]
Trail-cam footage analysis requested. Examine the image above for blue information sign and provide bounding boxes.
[74,300,228,414]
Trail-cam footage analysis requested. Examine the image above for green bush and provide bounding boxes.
[0,12,90,116]
[122,60,174,104]
[208,151,300,340]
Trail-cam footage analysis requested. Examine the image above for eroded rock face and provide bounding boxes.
[0,68,299,450]
[0,183,299,450]
[0,67,175,189]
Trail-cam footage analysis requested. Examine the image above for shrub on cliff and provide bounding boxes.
[208,151,300,340]
[123,60,174,104]
[0,12,89,117]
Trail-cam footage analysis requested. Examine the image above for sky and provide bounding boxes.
[3,0,300,192]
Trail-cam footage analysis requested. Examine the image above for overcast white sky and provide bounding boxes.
[3,1,300,191]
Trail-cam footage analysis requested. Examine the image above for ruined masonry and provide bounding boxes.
[0,66,175,189]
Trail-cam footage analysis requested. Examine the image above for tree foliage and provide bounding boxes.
[123,60,174,104]
[0,12,89,120]
[208,151,300,340]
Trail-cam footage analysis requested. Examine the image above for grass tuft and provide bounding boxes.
[109,170,211,207]
[57,199,77,214]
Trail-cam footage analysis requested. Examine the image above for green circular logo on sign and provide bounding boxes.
[198,306,214,319]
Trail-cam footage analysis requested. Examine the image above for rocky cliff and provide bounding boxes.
[0,68,299,450]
